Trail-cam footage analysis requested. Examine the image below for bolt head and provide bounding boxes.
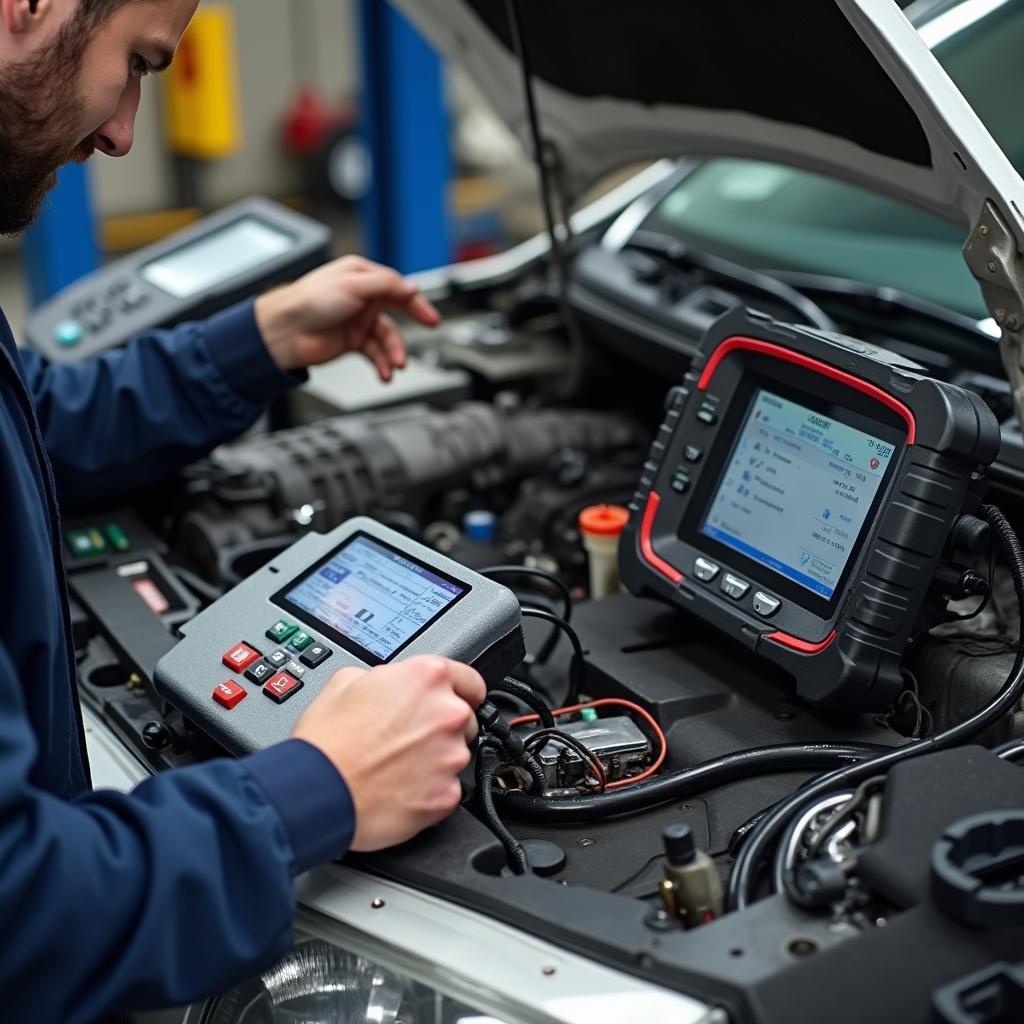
[988,260,999,273]
[371,898,386,909]
[542,965,557,976]
[980,224,990,236]
[577,837,595,847]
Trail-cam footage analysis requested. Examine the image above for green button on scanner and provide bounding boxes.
[266,620,298,643]
[288,630,314,652]
[65,528,107,558]
[105,523,131,552]
[54,320,84,348]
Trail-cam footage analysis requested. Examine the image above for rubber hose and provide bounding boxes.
[493,742,882,823]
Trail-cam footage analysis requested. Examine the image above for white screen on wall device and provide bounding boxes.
[700,388,896,599]
[284,536,466,661]
[140,218,294,298]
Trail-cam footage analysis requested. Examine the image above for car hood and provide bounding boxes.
[393,0,1024,417]
[393,0,1023,234]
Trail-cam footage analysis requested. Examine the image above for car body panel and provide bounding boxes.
[393,0,1024,245]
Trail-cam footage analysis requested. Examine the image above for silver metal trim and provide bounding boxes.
[295,865,715,1024]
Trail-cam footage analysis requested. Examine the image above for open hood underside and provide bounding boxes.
[393,0,1024,427]
[394,0,1024,232]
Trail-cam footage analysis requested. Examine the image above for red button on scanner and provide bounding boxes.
[213,679,247,709]
[223,642,261,672]
[263,671,304,704]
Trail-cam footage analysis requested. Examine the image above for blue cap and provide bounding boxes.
[463,510,497,542]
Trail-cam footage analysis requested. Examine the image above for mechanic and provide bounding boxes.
[0,1,486,1021]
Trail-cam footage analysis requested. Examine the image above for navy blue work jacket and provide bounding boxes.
[0,302,355,1022]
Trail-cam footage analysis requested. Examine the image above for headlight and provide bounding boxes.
[196,938,510,1024]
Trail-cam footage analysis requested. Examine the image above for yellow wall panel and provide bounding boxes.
[164,6,242,159]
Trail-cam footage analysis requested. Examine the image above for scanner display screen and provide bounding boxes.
[280,534,468,662]
[701,388,896,599]
[141,217,293,298]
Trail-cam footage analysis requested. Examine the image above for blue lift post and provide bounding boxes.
[21,162,101,307]
[356,0,453,274]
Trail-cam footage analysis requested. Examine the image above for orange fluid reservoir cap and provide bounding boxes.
[579,504,630,537]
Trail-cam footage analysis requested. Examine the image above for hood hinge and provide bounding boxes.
[963,199,1024,429]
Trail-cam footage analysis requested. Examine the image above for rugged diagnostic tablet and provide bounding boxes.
[154,517,525,754]
[620,308,1001,710]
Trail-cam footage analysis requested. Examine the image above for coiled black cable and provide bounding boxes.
[493,741,882,822]
[489,676,556,729]
[727,504,1024,911]
[481,565,573,664]
[477,739,532,875]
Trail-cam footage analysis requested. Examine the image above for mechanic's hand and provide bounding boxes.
[254,255,441,380]
[290,655,486,851]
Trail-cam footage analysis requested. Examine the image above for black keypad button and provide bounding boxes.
[244,659,275,684]
[266,649,289,668]
[684,445,703,463]
[300,642,333,668]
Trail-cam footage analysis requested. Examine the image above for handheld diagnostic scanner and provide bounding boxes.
[154,517,525,754]
[619,307,1001,711]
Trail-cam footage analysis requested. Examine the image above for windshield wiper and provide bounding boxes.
[624,230,838,333]
[760,268,994,344]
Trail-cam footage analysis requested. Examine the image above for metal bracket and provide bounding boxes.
[963,200,1024,427]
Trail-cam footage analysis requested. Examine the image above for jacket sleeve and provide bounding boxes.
[17,301,302,505]
[0,642,356,1022]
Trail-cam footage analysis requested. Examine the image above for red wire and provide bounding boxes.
[510,698,668,789]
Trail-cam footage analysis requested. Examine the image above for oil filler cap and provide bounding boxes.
[931,811,1024,929]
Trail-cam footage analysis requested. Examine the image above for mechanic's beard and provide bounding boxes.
[0,139,94,237]
[0,22,94,236]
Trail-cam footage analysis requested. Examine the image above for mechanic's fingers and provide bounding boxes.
[362,335,393,381]
[462,709,479,744]
[445,660,488,710]
[353,298,380,345]
[375,313,408,370]
[345,268,420,305]
[336,254,375,273]
[403,291,442,327]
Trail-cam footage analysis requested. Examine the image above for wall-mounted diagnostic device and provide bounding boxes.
[620,308,1001,711]
[25,197,331,364]
[154,517,525,754]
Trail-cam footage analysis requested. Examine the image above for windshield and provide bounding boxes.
[640,0,1024,320]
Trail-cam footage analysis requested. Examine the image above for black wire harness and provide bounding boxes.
[476,739,531,875]
[520,605,585,705]
[726,504,1024,911]
[479,565,572,665]
[489,676,556,729]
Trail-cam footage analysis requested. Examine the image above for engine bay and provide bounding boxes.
[59,190,1024,1024]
